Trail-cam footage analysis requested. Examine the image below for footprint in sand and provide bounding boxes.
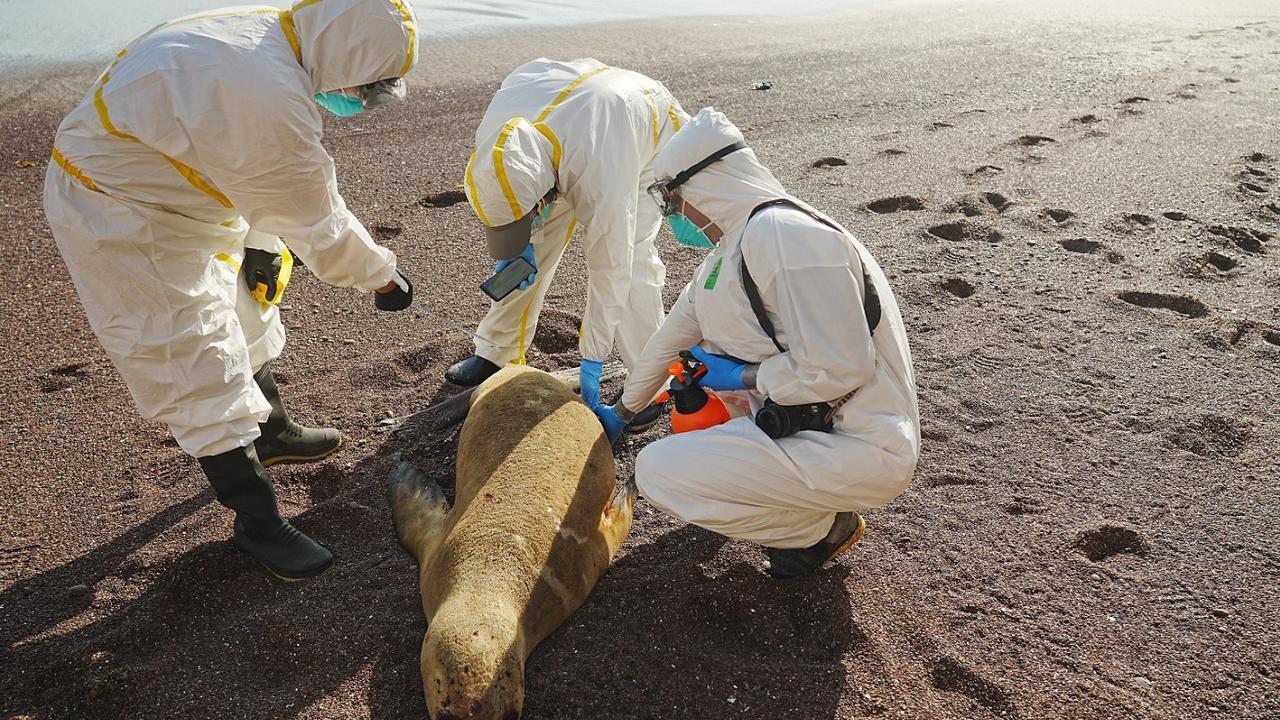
[982,192,1012,213]
[1117,291,1208,318]
[1071,114,1103,125]
[812,156,848,168]
[1059,238,1101,254]
[929,658,1018,717]
[1208,225,1272,255]
[1163,210,1192,221]
[419,189,467,208]
[938,278,976,299]
[927,221,1004,243]
[947,193,1009,217]
[1014,135,1056,147]
[39,363,91,393]
[1167,414,1254,457]
[395,341,447,374]
[1003,495,1047,516]
[1123,213,1157,227]
[879,148,908,157]
[928,121,954,131]
[1118,96,1152,115]
[1238,161,1273,195]
[965,164,1004,180]
[1060,238,1124,264]
[1171,83,1200,99]
[1185,251,1241,278]
[866,195,924,213]
[371,224,402,240]
[1045,208,1075,224]
[1074,525,1147,562]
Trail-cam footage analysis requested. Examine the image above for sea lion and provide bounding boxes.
[389,364,635,720]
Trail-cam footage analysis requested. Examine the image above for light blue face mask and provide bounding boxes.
[529,200,555,234]
[314,92,365,117]
[668,212,715,249]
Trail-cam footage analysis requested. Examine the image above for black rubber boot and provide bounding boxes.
[253,364,342,467]
[197,445,334,581]
[445,355,501,387]
[626,402,666,433]
[765,512,866,579]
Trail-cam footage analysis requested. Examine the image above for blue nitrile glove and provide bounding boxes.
[592,403,627,444]
[494,243,538,291]
[687,346,748,391]
[579,359,604,408]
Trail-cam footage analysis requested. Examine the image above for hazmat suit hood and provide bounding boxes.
[289,0,419,93]
[465,118,558,226]
[464,118,558,257]
[654,108,788,240]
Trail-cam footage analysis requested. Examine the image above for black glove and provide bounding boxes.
[375,272,413,311]
[243,248,283,304]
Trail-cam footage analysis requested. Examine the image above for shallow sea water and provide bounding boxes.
[0,0,863,69]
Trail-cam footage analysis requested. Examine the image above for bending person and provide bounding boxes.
[44,0,420,581]
[593,109,920,579]
[453,58,689,430]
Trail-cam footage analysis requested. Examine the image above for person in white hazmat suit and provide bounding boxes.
[449,58,689,429]
[43,0,420,581]
[592,109,920,579]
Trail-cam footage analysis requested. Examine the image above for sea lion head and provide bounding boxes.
[422,601,525,720]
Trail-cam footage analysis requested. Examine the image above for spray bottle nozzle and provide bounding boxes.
[665,349,730,432]
[672,351,708,388]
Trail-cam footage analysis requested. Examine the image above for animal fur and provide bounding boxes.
[389,365,635,719]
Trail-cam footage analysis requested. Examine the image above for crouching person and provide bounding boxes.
[591,109,920,579]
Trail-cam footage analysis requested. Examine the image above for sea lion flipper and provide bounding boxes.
[599,479,637,558]
[388,456,451,564]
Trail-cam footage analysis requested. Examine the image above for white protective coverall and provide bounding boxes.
[620,109,921,549]
[463,58,689,367]
[44,0,418,457]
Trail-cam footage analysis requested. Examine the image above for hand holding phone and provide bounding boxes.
[481,255,537,302]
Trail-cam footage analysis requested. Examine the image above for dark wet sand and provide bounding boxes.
[2,1,1279,718]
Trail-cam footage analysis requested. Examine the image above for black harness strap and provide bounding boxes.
[739,199,882,353]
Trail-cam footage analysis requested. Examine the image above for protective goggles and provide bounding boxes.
[359,77,408,109]
[646,141,747,216]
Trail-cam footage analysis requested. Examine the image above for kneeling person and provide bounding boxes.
[593,109,920,578]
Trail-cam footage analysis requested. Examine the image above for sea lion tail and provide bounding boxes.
[388,455,451,564]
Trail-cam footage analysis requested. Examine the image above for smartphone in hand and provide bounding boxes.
[480,256,536,302]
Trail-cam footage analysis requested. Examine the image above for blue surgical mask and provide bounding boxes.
[314,92,365,117]
[668,212,715,249]
[530,200,555,234]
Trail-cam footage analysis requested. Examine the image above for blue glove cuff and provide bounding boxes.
[580,359,605,407]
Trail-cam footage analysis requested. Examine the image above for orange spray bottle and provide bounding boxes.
[660,350,731,433]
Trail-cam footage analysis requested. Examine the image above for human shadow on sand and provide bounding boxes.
[2,377,867,720]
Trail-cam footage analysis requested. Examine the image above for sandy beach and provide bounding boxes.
[2,1,1278,718]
